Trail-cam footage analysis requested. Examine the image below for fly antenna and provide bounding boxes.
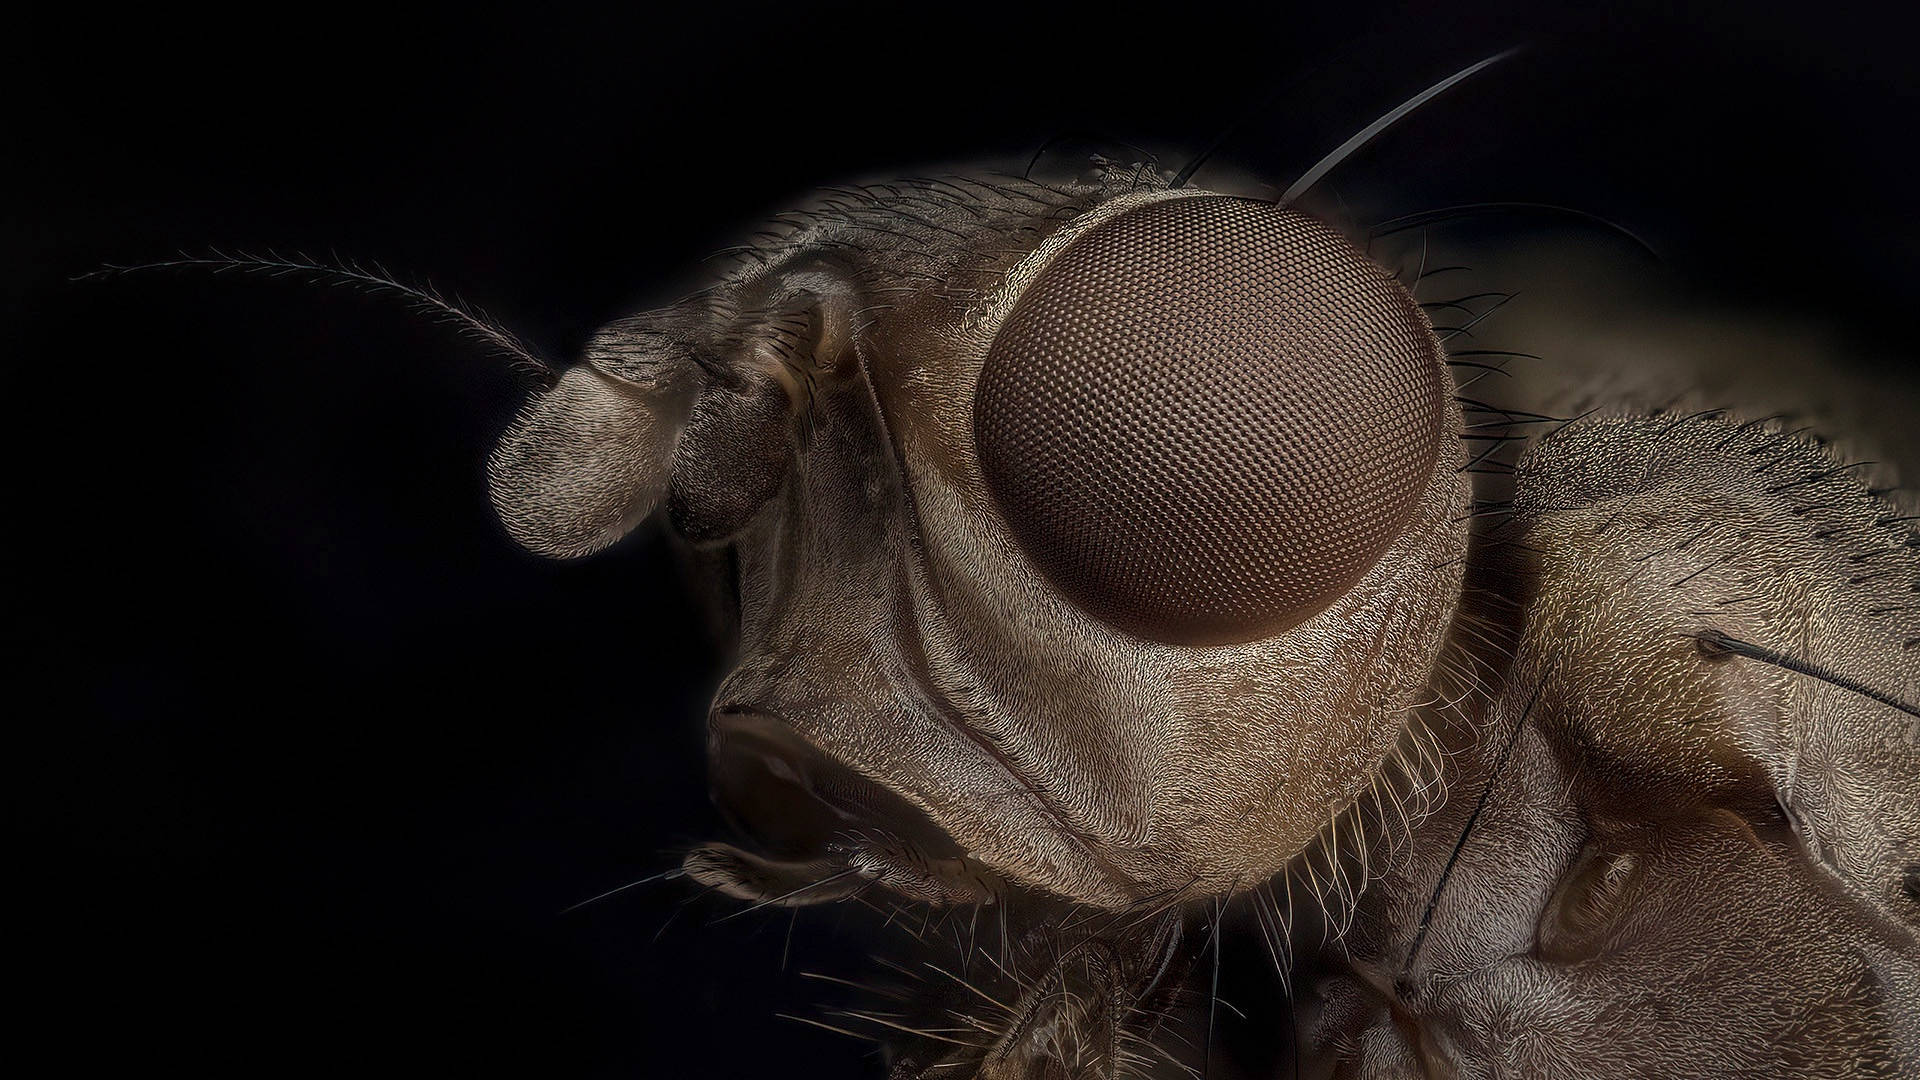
[79,248,557,386]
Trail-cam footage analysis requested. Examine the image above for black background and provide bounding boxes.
[10,2,1918,1077]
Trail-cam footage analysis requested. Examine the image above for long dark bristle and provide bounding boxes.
[1399,682,1542,985]
[1279,49,1521,206]
[1693,630,1919,718]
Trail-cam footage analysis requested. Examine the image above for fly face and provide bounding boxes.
[489,167,1471,912]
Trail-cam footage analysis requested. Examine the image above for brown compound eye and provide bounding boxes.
[972,196,1450,646]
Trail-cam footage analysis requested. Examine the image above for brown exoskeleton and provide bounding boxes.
[96,64,1918,1073]
[478,140,1919,1076]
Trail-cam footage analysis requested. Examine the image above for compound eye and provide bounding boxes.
[972,196,1449,646]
